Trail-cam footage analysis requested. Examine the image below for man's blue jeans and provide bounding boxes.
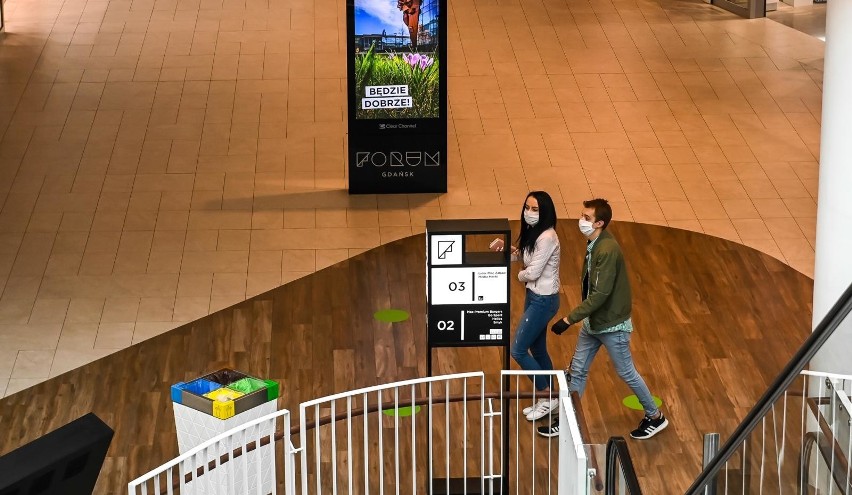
[568,325,659,417]
[511,290,560,391]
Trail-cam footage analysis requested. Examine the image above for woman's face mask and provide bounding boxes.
[523,196,540,226]
[524,211,540,226]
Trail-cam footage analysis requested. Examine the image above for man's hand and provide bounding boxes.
[551,318,571,335]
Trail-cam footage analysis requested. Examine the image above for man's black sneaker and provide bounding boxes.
[536,419,560,438]
[629,412,669,440]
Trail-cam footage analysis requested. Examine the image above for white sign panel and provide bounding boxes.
[361,97,413,109]
[365,85,409,97]
[430,235,462,265]
[430,267,508,305]
[362,85,412,110]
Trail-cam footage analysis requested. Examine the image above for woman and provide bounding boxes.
[493,191,561,421]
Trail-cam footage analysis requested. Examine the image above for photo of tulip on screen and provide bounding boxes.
[353,0,440,119]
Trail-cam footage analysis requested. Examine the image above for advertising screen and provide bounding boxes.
[346,0,446,194]
[353,0,440,120]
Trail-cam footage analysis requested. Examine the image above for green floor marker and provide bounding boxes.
[622,395,663,411]
[374,309,410,323]
[382,405,421,417]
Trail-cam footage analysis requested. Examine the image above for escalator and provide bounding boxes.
[605,437,644,495]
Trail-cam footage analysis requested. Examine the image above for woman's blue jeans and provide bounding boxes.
[511,289,560,391]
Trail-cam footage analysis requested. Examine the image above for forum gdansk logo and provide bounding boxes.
[355,151,440,167]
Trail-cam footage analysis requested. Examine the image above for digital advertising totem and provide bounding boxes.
[347,0,448,193]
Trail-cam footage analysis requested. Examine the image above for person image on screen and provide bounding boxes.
[541,198,669,440]
[491,191,561,421]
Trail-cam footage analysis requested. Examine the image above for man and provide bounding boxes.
[541,199,668,440]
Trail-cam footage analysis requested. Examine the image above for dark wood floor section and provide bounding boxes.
[0,221,814,494]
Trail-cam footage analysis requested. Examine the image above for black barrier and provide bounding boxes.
[0,413,114,495]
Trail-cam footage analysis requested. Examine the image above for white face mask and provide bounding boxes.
[578,218,596,237]
[523,211,540,226]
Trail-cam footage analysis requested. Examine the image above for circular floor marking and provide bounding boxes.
[381,405,421,417]
[373,309,410,323]
[622,395,663,411]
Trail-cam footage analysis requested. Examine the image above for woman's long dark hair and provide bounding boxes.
[517,191,557,255]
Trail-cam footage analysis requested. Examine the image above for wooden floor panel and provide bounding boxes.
[0,221,814,494]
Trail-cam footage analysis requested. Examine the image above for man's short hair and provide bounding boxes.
[583,198,613,229]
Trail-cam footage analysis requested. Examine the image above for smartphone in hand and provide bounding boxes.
[489,238,505,251]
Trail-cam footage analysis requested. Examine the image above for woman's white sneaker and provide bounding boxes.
[525,398,559,421]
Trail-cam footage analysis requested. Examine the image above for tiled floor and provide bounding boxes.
[769,2,826,41]
[0,0,826,397]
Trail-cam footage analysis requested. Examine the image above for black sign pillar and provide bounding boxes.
[346,0,448,194]
[426,218,511,494]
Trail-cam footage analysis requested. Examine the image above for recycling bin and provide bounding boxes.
[171,369,280,494]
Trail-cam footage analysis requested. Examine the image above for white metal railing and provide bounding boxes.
[127,409,295,495]
[297,372,488,495]
[699,370,852,494]
[501,370,593,495]
[128,371,595,495]
[688,282,852,495]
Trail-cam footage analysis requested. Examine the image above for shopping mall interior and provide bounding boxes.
[0,0,841,491]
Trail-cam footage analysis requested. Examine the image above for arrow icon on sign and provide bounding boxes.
[437,240,454,259]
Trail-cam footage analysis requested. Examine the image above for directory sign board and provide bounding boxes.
[425,220,511,348]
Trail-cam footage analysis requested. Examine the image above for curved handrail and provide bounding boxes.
[148,394,492,494]
[605,437,643,495]
[291,392,500,435]
[148,393,508,494]
[127,408,291,492]
[684,281,852,495]
[141,384,606,494]
[291,389,605,490]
